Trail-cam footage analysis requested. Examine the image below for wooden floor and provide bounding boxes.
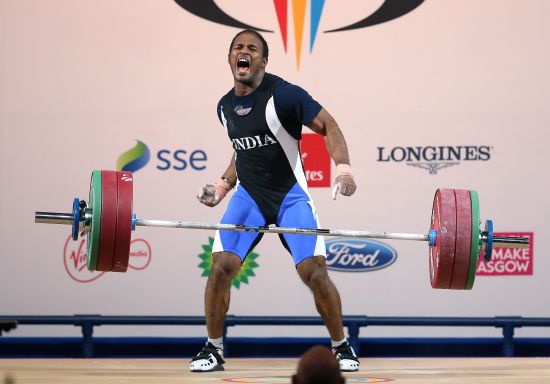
[1,358,550,383]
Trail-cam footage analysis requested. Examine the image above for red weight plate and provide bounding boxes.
[112,171,133,272]
[449,189,472,289]
[429,188,457,289]
[96,170,118,272]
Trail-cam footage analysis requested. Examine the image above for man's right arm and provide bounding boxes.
[197,97,237,207]
[220,154,237,186]
[197,154,237,207]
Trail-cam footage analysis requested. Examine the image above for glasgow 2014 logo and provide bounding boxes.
[174,0,424,68]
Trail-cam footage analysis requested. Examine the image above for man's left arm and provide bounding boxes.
[308,108,357,199]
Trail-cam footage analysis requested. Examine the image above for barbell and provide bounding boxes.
[35,170,529,290]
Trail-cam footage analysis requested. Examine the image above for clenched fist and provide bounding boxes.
[331,164,357,200]
[197,178,234,207]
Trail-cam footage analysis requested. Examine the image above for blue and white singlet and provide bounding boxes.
[212,73,327,265]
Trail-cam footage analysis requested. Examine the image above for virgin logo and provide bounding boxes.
[63,236,152,283]
[127,239,152,270]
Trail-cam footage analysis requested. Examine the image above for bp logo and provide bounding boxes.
[198,237,259,288]
[174,0,424,68]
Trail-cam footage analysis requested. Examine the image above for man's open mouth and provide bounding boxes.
[237,57,250,74]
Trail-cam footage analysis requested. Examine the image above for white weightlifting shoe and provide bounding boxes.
[190,342,225,372]
[332,341,360,372]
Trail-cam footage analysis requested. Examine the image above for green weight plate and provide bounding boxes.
[86,170,102,271]
[464,190,480,290]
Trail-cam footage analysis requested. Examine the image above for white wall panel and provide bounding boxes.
[1,0,548,338]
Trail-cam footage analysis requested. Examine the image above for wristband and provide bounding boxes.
[213,178,233,201]
[221,177,236,188]
[335,164,353,178]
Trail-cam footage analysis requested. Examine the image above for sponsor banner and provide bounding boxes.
[325,238,397,272]
[63,235,152,283]
[377,145,492,174]
[117,140,208,173]
[476,232,534,276]
[300,133,331,187]
[198,237,260,289]
[2,0,549,337]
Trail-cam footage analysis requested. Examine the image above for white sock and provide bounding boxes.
[208,337,224,351]
[331,338,347,348]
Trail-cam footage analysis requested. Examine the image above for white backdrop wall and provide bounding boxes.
[1,0,549,338]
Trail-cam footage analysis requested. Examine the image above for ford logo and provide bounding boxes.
[325,238,397,272]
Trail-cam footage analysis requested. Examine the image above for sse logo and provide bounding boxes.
[174,0,424,68]
[63,236,152,283]
[325,238,397,272]
[117,140,207,173]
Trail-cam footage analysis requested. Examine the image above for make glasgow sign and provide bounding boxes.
[173,0,425,67]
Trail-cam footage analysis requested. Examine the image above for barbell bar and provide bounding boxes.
[34,170,529,290]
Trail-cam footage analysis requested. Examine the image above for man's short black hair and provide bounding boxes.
[229,29,269,59]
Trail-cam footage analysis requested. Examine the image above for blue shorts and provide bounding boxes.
[212,183,326,265]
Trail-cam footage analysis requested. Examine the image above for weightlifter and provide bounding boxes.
[192,30,358,372]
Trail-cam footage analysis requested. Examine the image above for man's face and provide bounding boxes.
[228,32,267,85]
